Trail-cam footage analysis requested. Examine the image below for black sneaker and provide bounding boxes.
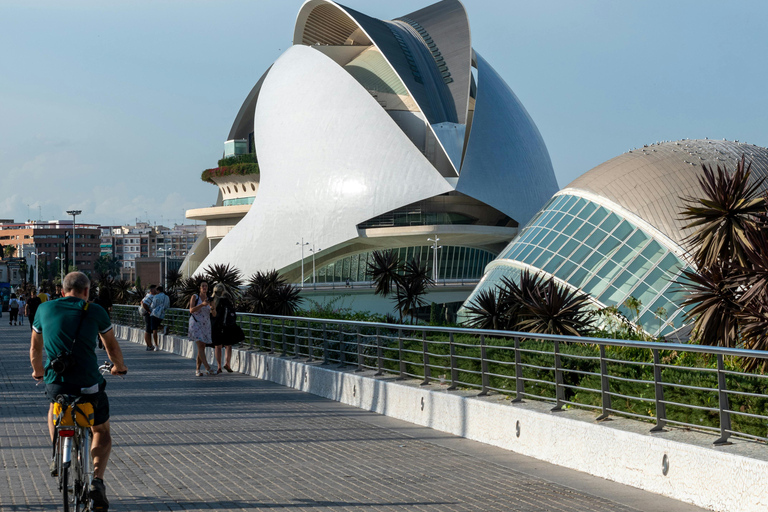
[90,477,109,510]
[49,458,58,477]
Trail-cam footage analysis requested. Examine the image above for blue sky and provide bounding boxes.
[1,0,766,226]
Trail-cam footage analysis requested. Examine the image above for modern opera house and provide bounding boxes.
[462,140,768,337]
[185,0,559,288]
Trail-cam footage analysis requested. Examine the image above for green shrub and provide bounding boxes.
[218,153,257,167]
[201,162,259,184]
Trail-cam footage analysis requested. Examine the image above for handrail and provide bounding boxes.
[112,304,768,445]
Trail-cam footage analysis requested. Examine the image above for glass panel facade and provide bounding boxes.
[464,193,694,336]
[313,246,497,284]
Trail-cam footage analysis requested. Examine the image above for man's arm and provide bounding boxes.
[30,331,45,380]
[99,330,128,375]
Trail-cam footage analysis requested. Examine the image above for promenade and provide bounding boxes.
[0,321,705,511]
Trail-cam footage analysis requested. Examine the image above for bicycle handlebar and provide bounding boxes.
[99,362,127,375]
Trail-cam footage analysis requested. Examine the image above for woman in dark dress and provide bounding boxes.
[211,284,238,373]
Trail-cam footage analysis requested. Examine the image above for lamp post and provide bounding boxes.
[427,237,442,283]
[296,239,309,287]
[158,243,168,289]
[32,252,46,292]
[309,245,321,289]
[55,256,64,283]
[66,210,82,270]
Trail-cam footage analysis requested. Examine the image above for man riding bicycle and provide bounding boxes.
[30,272,127,511]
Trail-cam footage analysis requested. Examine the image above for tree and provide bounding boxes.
[94,255,121,279]
[243,270,302,315]
[680,155,765,269]
[203,263,243,300]
[393,257,433,323]
[367,250,400,297]
[3,245,16,258]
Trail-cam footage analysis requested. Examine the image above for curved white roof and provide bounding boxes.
[564,140,768,246]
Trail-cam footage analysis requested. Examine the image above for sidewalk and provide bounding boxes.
[0,321,706,511]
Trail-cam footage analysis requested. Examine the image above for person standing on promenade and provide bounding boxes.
[188,281,216,376]
[140,285,157,351]
[211,284,240,373]
[30,271,128,511]
[149,286,170,350]
[26,287,42,331]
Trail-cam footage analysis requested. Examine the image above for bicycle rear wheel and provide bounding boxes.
[61,465,73,512]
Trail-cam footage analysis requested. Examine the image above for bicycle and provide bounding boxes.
[51,362,124,512]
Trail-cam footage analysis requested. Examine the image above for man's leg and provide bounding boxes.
[144,315,153,349]
[90,421,112,479]
[47,403,55,442]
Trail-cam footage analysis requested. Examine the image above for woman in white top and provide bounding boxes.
[188,281,217,376]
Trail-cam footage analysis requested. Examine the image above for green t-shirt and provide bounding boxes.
[33,297,112,388]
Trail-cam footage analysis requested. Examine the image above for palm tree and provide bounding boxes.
[165,268,183,292]
[367,250,400,297]
[679,264,741,348]
[113,279,132,304]
[243,270,302,315]
[393,257,433,323]
[203,263,243,300]
[178,275,208,309]
[516,274,594,336]
[680,155,765,269]
[463,289,504,330]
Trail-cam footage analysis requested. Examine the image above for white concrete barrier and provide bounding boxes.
[116,325,768,512]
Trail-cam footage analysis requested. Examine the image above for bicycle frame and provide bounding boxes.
[55,400,93,512]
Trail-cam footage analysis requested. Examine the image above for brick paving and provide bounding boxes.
[0,321,705,511]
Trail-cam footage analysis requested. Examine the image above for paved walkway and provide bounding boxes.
[0,320,705,511]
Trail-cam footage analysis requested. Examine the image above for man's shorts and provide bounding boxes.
[144,313,153,333]
[150,316,163,332]
[46,380,109,426]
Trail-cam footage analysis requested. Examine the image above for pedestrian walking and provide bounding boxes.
[140,285,157,350]
[17,294,26,325]
[26,287,42,331]
[8,293,20,325]
[211,284,243,373]
[188,281,217,376]
[150,286,170,350]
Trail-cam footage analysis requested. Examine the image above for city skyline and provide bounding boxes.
[1,0,767,226]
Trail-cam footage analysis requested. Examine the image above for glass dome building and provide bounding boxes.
[462,139,768,336]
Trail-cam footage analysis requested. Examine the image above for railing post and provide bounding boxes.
[307,322,314,363]
[551,340,565,411]
[375,327,384,376]
[322,323,329,365]
[293,322,300,359]
[397,328,406,380]
[479,334,489,396]
[447,332,458,390]
[258,317,264,350]
[356,325,364,372]
[512,336,524,402]
[281,319,287,357]
[337,323,346,368]
[714,354,732,446]
[650,348,667,432]
[596,345,611,421]
[269,319,276,354]
[420,330,430,386]
[248,317,254,350]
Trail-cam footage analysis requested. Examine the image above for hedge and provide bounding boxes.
[201,162,260,184]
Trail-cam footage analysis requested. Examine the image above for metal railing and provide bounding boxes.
[113,305,768,445]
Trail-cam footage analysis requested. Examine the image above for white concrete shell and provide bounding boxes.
[198,45,452,276]
[193,0,559,285]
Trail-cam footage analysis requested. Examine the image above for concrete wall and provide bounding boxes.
[115,325,768,512]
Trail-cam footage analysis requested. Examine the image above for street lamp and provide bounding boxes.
[427,237,442,283]
[309,245,321,289]
[296,239,309,287]
[66,210,82,270]
[55,256,64,283]
[32,252,46,292]
[158,244,168,289]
